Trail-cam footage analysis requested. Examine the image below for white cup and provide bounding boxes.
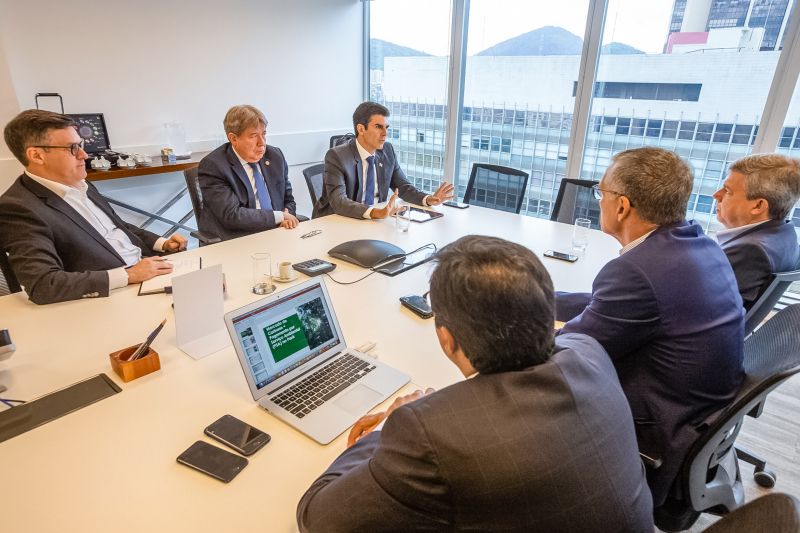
[278,261,293,280]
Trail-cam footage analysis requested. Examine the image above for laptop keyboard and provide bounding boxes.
[270,353,376,418]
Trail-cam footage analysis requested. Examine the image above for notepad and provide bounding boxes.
[138,256,202,295]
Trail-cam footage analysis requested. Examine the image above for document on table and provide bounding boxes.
[138,257,202,295]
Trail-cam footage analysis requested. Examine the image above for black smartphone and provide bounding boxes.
[443,201,469,209]
[400,295,434,319]
[204,414,271,456]
[543,250,579,263]
[176,441,248,483]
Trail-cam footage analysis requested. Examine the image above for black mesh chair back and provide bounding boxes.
[745,269,800,337]
[656,304,800,531]
[182,168,222,246]
[329,133,355,149]
[550,178,600,229]
[302,163,325,211]
[702,493,800,533]
[0,251,21,296]
[463,163,529,214]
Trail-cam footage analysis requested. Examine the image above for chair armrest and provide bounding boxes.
[190,231,221,246]
[297,214,310,222]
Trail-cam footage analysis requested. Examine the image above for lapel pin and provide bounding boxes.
[378,163,383,168]
[265,161,270,166]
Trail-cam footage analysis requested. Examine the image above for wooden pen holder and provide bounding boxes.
[109,345,161,383]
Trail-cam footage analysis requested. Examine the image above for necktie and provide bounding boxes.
[365,155,376,206]
[248,162,273,211]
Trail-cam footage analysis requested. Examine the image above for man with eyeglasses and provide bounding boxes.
[555,147,744,514]
[0,109,186,304]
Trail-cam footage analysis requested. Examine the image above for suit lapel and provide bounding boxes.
[225,145,256,208]
[21,176,124,261]
[350,142,363,202]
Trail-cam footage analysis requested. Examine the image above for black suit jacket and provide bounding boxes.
[297,333,654,532]
[719,219,800,310]
[557,222,744,506]
[313,139,427,219]
[198,143,296,241]
[0,174,160,304]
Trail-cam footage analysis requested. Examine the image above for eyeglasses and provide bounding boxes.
[31,139,85,157]
[592,184,629,202]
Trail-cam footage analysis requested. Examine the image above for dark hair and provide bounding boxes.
[352,101,390,136]
[4,109,76,166]
[429,235,555,374]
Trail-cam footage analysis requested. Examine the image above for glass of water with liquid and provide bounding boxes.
[572,218,591,256]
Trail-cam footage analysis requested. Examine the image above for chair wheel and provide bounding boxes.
[754,469,776,488]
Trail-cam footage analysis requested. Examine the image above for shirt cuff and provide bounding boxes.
[154,237,167,252]
[108,267,129,290]
[273,210,284,224]
[423,195,431,206]
[363,207,374,219]
[374,417,387,431]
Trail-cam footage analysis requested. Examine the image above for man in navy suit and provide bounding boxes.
[556,147,744,509]
[198,105,299,241]
[298,236,653,532]
[313,101,453,219]
[713,153,800,310]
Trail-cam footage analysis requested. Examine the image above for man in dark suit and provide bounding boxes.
[297,236,654,532]
[198,105,298,241]
[0,110,186,305]
[713,153,800,310]
[313,101,454,219]
[556,147,745,509]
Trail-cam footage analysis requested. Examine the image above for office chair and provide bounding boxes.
[744,269,800,337]
[550,178,600,229]
[653,303,800,531]
[302,164,325,216]
[0,251,21,296]
[182,168,222,246]
[702,493,800,533]
[329,133,355,149]
[463,163,529,214]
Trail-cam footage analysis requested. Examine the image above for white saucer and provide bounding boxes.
[274,271,299,283]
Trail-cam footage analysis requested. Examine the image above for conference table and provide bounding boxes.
[0,205,619,532]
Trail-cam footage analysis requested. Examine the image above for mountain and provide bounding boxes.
[476,26,644,56]
[370,39,430,70]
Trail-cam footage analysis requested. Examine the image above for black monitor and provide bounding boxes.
[68,113,111,154]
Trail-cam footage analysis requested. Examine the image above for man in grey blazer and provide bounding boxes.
[297,236,653,532]
[198,105,299,241]
[313,101,454,219]
[713,153,800,310]
[0,110,186,305]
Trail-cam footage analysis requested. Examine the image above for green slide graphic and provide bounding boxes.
[264,314,309,363]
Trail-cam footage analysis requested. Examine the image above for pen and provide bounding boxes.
[129,318,167,361]
[301,230,322,239]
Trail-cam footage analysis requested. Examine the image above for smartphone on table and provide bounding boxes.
[400,295,434,319]
[442,201,469,209]
[204,414,271,456]
[176,440,248,483]
[543,250,579,263]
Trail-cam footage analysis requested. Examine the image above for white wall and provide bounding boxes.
[0,0,363,193]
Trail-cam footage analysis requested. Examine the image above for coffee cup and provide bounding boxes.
[279,261,293,280]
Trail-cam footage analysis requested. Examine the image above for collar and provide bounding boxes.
[620,228,657,255]
[232,147,257,168]
[24,170,87,198]
[716,219,771,245]
[465,371,479,379]
[355,139,374,161]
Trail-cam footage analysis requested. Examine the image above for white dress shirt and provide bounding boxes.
[232,149,284,224]
[715,219,769,245]
[619,228,657,255]
[26,171,166,290]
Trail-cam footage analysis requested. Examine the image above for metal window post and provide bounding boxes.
[442,0,469,186]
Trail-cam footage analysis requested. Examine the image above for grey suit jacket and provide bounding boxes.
[198,143,296,241]
[719,219,800,310]
[313,139,427,219]
[0,174,160,304]
[297,333,654,533]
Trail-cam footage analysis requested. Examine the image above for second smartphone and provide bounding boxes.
[204,414,271,456]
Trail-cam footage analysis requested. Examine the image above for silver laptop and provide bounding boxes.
[224,278,409,444]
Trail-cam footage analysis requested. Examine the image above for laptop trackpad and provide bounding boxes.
[334,384,382,415]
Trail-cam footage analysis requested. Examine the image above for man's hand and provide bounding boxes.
[280,209,300,229]
[345,388,436,448]
[370,189,400,219]
[126,257,174,284]
[426,182,455,206]
[163,233,188,252]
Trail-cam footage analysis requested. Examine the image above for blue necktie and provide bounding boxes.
[248,162,273,211]
[364,155,376,206]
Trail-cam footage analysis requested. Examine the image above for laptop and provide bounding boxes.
[224,278,409,444]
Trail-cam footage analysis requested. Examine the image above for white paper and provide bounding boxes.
[172,264,229,359]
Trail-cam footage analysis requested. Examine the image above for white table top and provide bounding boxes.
[0,205,619,532]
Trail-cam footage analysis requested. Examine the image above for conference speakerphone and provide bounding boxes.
[292,259,336,277]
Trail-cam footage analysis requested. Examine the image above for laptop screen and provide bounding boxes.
[230,282,340,390]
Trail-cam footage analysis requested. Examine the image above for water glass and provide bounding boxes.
[395,202,411,233]
[572,218,591,256]
[252,253,275,295]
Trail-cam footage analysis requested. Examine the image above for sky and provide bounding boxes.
[370,0,676,55]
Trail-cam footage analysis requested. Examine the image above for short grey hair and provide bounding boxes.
[223,105,267,136]
[730,154,800,220]
[607,147,693,225]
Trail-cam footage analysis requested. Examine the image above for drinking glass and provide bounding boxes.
[252,253,275,295]
[572,218,591,256]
